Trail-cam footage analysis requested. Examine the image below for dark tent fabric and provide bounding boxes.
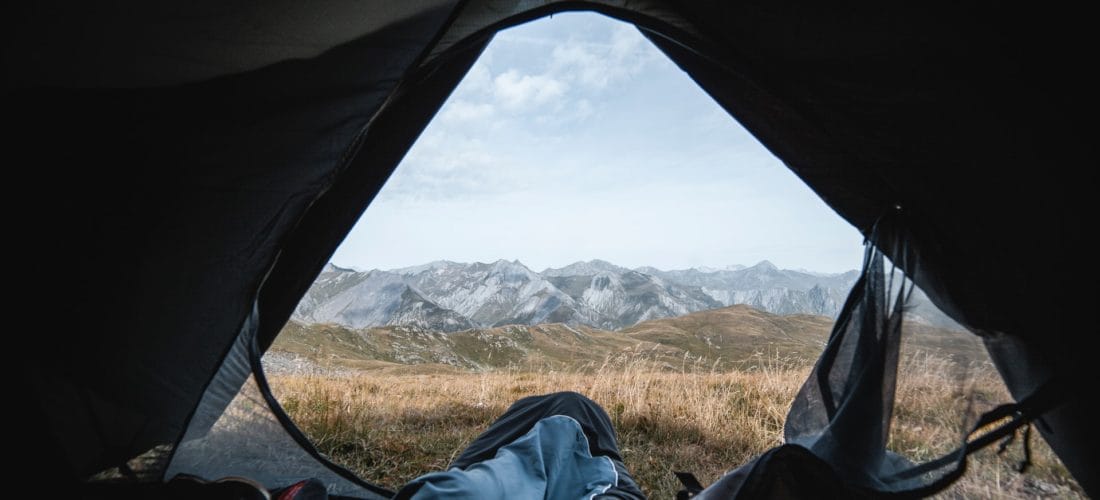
[7,0,1095,496]
[10,4,463,482]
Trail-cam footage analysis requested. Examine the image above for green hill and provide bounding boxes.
[620,305,833,368]
[269,304,987,373]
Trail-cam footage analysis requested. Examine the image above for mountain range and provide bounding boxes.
[292,259,861,332]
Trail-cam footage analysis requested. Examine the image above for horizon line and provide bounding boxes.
[328,258,859,275]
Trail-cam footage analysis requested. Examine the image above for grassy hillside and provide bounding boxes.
[620,305,832,369]
[272,321,683,372]
[271,304,987,373]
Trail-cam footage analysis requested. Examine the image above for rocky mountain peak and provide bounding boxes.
[750,260,778,271]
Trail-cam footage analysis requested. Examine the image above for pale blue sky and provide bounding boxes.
[332,13,864,273]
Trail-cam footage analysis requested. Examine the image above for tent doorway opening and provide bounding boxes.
[193,12,1075,499]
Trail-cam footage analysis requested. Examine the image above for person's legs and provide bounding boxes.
[451,391,645,499]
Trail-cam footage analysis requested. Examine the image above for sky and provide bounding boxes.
[331,13,864,274]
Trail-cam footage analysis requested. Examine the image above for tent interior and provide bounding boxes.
[7,1,1095,498]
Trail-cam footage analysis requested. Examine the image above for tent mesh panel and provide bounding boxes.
[165,311,390,499]
[695,221,1012,497]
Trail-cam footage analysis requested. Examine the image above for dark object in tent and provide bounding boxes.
[6,0,1094,498]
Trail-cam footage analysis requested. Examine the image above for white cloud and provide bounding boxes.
[493,70,568,109]
[549,24,654,90]
[456,59,493,95]
[444,19,659,127]
[380,131,504,200]
[440,99,494,122]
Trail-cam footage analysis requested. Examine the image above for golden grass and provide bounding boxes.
[270,354,1083,499]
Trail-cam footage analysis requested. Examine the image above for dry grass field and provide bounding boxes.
[270,353,1083,499]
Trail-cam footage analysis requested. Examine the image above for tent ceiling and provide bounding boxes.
[6,0,455,88]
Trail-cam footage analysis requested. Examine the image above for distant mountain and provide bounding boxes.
[292,259,862,331]
[293,268,474,332]
[271,304,986,373]
[541,259,629,277]
[541,264,722,329]
[396,260,583,326]
[636,261,860,317]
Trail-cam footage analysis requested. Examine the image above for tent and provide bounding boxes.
[7,1,1094,497]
